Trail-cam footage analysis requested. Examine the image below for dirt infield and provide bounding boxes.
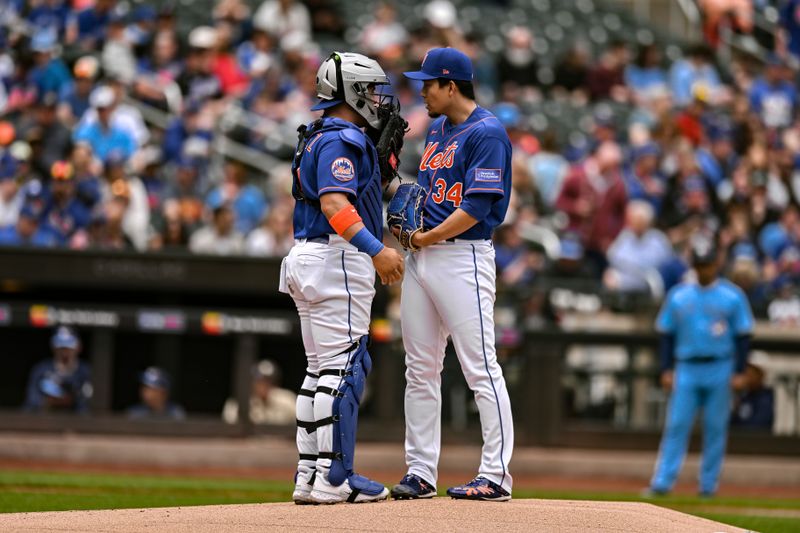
[0,499,746,533]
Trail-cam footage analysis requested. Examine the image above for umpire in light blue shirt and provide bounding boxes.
[647,237,754,497]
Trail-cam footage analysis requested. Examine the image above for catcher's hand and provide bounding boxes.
[368,109,409,185]
[387,183,426,251]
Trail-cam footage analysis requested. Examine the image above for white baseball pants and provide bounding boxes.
[280,236,375,482]
[401,240,514,492]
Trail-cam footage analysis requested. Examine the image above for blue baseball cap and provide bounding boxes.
[52,326,79,349]
[310,98,343,112]
[404,47,473,82]
[140,366,171,389]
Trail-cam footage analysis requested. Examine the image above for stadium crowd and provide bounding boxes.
[0,0,799,324]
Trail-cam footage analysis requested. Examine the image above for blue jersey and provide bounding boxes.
[292,117,383,241]
[417,106,512,240]
[656,279,754,361]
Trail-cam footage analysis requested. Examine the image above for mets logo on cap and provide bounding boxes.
[331,157,355,182]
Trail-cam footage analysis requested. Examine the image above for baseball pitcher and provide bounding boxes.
[388,47,514,501]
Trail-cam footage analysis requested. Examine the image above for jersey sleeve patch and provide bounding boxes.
[475,168,502,182]
[331,157,355,182]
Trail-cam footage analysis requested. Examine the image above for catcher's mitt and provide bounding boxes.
[368,108,408,185]
[387,183,426,251]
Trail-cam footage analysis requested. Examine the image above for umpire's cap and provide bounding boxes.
[690,237,717,266]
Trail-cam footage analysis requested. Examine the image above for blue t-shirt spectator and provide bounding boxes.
[749,75,797,129]
[73,121,137,163]
[206,184,267,235]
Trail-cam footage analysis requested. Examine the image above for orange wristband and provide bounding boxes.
[329,205,362,236]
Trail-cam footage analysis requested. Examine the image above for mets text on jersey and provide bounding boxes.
[419,141,459,171]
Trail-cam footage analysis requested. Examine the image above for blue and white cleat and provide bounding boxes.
[309,473,389,504]
[446,477,511,502]
[391,474,437,500]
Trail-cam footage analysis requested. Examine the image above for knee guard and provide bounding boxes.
[316,335,372,486]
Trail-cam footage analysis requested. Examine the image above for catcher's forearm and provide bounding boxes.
[416,208,478,247]
[321,192,384,256]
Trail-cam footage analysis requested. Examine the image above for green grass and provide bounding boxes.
[0,471,294,513]
[1,470,798,532]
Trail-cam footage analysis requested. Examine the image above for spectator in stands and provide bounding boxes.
[127,366,186,421]
[625,44,667,100]
[553,43,591,95]
[23,326,92,414]
[556,141,628,275]
[125,4,157,56]
[731,362,774,431]
[70,143,102,209]
[423,0,465,48]
[696,119,737,189]
[177,26,224,103]
[162,156,205,229]
[134,30,183,110]
[527,131,568,211]
[189,202,245,255]
[58,56,99,126]
[494,218,543,289]
[27,28,72,100]
[73,86,137,163]
[604,200,674,293]
[360,3,407,57]
[206,159,266,234]
[40,160,90,245]
[669,44,721,108]
[623,142,666,213]
[102,10,137,85]
[0,203,58,247]
[245,201,293,256]
[700,0,753,49]
[149,198,191,251]
[780,0,800,61]
[253,0,311,43]
[587,39,629,102]
[767,276,800,325]
[222,359,296,425]
[65,0,115,51]
[497,26,539,93]
[211,20,250,97]
[748,56,797,130]
[100,154,150,251]
[0,155,21,227]
[20,91,73,179]
[26,0,70,37]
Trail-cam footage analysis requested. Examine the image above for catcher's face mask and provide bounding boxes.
[312,52,398,129]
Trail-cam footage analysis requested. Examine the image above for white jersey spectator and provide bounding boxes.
[253,0,311,41]
[189,204,245,255]
[604,200,674,293]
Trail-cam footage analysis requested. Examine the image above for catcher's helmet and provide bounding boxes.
[311,52,396,129]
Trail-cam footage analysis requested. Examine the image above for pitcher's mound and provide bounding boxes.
[0,498,745,532]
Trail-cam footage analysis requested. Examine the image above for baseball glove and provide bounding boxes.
[387,183,426,251]
[368,108,408,186]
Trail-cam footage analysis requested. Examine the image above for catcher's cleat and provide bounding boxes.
[308,472,389,504]
[292,469,316,505]
[391,474,436,500]
[446,477,510,502]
